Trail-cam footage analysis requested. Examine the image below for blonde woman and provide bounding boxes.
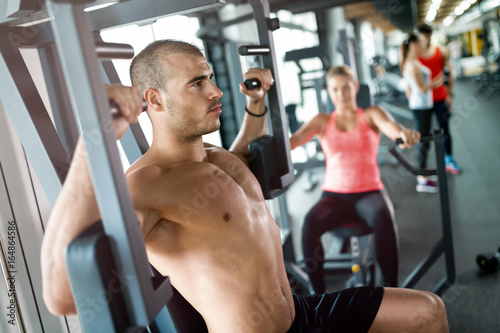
[290,65,420,293]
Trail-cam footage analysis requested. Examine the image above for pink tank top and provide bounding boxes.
[320,108,384,193]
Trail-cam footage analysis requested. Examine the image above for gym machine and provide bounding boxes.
[284,45,330,114]
[283,45,330,192]
[390,130,456,296]
[239,0,295,200]
[475,17,500,97]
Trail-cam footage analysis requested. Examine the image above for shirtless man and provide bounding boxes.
[41,40,449,332]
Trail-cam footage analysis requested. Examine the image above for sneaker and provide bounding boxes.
[416,177,439,193]
[424,168,438,182]
[445,155,462,174]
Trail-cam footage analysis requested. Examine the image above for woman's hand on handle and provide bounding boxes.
[398,128,420,149]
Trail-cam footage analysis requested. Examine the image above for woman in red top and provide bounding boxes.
[290,65,420,293]
[417,23,462,175]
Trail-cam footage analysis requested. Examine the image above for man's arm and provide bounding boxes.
[40,85,143,315]
[229,68,274,156]
[441,45,454,108]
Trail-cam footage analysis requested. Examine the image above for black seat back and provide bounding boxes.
[150,266,208,333]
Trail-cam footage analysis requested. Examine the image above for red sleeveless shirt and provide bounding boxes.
[419,46,448,102]
[320,108,384,193]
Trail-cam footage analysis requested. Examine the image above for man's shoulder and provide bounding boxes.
[126,164,164,181]
[205,142,252,167]
[127,161,215,183]
[126,164,173,198]
[125,161,224,208]
[124,146,247,193]
[438,44,449,56]
[203,142,229,156]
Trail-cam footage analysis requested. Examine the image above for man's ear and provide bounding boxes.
[144,88,164,112]
[355,80,360,93]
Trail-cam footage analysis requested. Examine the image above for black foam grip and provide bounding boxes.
[243,78,261,90]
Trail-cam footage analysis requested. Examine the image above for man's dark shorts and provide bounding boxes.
[287,287,384,333]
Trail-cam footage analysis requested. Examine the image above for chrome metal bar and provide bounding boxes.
[95,41,135,59]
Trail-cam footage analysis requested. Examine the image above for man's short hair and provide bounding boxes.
[129,40,203,95]
[416,23,433,34]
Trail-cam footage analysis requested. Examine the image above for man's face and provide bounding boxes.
[160,53,223,143]
[419,32,432,50]
[327,74,358,109]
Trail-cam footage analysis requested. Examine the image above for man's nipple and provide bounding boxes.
[223,212,231,222]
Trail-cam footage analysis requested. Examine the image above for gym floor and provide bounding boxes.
[284,77,500,333]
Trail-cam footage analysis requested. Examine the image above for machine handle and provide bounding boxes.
[243,78,261,90]
[389,136,436,177]
[110,100,148,119]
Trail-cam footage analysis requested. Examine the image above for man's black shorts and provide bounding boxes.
[287,287,384,333]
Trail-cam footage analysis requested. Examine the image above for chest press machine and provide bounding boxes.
[0,0,295,331]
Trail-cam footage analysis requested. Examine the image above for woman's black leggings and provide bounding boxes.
[301,190,399,293]
[413,102,452,168]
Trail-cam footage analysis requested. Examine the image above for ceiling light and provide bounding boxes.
[84,2,119,12]
[425,0,443,23]
[460,2,471,10]
[443,16,455,26]
[454,6,465,15]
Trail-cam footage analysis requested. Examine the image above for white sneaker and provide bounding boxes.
[416,177,439,193]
